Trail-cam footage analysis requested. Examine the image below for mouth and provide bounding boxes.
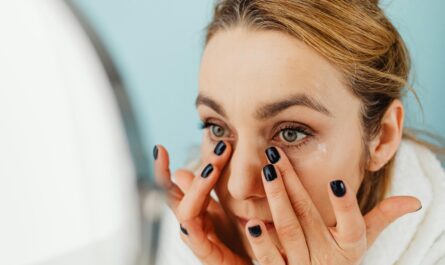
[236,216,275,230]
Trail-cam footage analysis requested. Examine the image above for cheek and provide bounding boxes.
[285,138,364,226]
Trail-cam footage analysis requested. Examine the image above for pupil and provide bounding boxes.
[283,130,298,142]
[212,125,224,137]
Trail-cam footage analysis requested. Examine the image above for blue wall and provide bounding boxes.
[71,0,445,171]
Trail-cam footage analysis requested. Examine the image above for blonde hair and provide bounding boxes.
[204,0,441,214]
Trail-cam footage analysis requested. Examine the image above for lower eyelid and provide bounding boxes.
[276,134,312,149]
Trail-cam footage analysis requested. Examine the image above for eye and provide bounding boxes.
[199,120,228,139]
[210,124,225,137]
[273,123,314,147]
[279,128,307,143]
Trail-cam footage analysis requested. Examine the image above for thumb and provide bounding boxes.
[364,195,421,246]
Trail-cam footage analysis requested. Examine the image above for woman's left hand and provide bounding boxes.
[246,146,421,265]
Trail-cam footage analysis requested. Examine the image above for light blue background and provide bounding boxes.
[71,0,445,171]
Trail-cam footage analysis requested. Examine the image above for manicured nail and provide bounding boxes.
[265,146,280,164]
[153,145,158,160]
[214,140,226,156]
[180,224,188,236]
[248,225,262,237]
[263,164,277,182]
[201,163,214,178]
[330,180,346,197]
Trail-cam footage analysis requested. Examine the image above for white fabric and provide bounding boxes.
[156,140,445,265]
[0,1,140,264]
[362,140,445,265]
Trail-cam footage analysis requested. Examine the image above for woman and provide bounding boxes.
[153,0,445,264]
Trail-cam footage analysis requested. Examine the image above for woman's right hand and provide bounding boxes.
[153,141,252,265]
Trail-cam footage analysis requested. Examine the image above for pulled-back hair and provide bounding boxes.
[204,0,423,213]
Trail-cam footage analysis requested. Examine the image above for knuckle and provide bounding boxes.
[176,205,191,222]
[267,186,285,200]
[336,199,356,213]
[276,219,302,241]
[279,165,294,178]
[257,253,275,265]
[291,198,312,219]
[196,242,214,260]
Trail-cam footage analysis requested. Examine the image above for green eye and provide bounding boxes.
[280,129,306,143]
[211,125,225,137]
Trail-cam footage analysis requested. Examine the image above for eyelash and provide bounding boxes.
[198,120,314,150]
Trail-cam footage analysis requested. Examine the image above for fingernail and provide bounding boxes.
[248,225,262,237]
[214,140,226,156]
[201,163,214,178]
[330,180,346,197]
[263,164,277,182]
[265,146,280,164]
[153,145,158,160]
[180,224,188,236]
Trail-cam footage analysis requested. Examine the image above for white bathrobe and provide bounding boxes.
[155,140,445,265]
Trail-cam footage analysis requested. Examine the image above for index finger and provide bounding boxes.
[264,146,326,233]
[176,140,232,221]
[261,163,310,264]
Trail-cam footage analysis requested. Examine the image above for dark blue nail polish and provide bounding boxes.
[248,225,262,237]
[214,141,226,156]
[153,145,158,160]
[263,164,277,182]
[180,224,188,235]
[330,180,346,197]
[201,163,214,178]
[265,146,280,164]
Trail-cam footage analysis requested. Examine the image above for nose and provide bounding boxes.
[227,139,268,200]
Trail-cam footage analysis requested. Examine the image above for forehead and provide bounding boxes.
[198,27,357,118]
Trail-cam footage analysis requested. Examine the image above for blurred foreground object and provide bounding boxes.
[0,0,162,264]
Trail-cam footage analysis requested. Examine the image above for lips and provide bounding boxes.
[236,216,275,230]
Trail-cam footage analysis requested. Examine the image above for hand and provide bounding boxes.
[245,146,421,265]
[153,141,252,265]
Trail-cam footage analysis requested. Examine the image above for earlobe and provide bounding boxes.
[366,100,404,172]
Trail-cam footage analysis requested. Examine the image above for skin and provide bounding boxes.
[154,27,421,264]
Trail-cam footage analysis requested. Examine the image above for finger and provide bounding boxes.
[153,144,173,188]
[176,140,232,221]
[174,168,194,192]
[261,163,310,263]
[180,218,220,261]
[245,219,285,265]
[364,196,421,246]
[327,179,366,250]
[175,169,221,214]
[264,146,326,235]
[208,140,232,173]
[176,140,232,192]
[176,163,220,220]
[153,144,184,209]
[180,218,245,265]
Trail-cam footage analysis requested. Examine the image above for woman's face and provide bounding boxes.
[196,27,365,255]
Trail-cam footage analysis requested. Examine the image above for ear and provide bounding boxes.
[366,99,404,172]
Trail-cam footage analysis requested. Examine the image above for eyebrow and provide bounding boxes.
[195,93,331,120]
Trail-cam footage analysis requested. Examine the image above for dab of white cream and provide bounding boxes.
[317,143,327,154]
